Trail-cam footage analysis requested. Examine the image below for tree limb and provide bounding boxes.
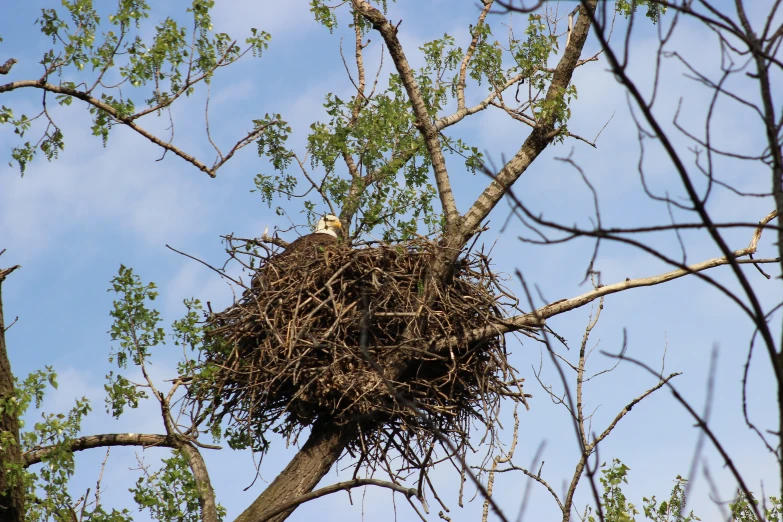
[351,0,460,231]
[461,1,598,237]
[434,252,780,352]
[234,421,356,522]
[23,432,219,522]
[177,442,220,522]
[23,433,174,467]
[257,478,425,522]
[0,81,273,178]
[0,264,24,522]
[0,58,17,75]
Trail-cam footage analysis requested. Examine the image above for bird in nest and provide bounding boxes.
[275,214,343,260]
[253,215,343,289]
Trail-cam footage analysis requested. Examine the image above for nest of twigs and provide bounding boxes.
[188,237,530,468]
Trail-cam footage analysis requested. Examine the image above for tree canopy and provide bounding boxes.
[1,1,782,522]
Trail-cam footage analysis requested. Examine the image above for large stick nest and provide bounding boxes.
[187,237,530,468]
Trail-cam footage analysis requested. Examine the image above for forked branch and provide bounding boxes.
[351,0,460,231]
[461,1,598,238]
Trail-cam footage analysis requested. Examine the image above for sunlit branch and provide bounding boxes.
[435,252,779,352]
[23,433,174,467]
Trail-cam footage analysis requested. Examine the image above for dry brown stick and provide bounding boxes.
[481,407,520,522]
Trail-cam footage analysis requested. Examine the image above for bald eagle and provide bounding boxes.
[277,214,343,260]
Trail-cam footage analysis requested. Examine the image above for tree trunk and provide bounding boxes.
[0,265,24,522]
[235,420,355,522]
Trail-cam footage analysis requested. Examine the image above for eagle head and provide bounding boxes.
[315,214,343,238]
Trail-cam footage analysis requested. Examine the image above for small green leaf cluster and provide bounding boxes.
[585,458,780,522]
[130,450,227,522]
[0,367,58,422]
[172,297,206,375]
[105,264,162,417]
[24,395,92,522]
[642,474,699,522]
[310,0,339,33]
[108,264,164,367]
[246,27,272,58]
[252,115,295,206]
[468,24,505,88]
[38,0,104,71]
[616,0,667,24]
[730,491,781,522]
[0,106,58,175]
[589,459,640,522]
[1,366,100,522]
[310,0,391,32]
[0,106,32,137]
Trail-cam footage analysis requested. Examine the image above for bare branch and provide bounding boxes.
[435,238,778,351]
[0,80,275,178]
[24,433,175,467]
[603,351,765,522]
[583,0,780,379]
[0,58,18,75]
[23,432,220,522]
[258,478,425,522]
[0,265,21,282]
[592,372,680,447]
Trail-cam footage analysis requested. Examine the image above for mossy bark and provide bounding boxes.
[0,266,24,522]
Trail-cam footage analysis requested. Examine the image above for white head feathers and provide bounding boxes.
[315,214,343,238]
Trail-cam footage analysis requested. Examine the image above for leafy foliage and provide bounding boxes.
[0,366,94,522]
[104,264,162,417]
[584,458,783,522]
[588,459,639,522]
[5,0,270,173]
[131,450,226,522]
[3,266,226,520]
[730,491,781,522]
[616,0,667,23]
[253,3,592,239]
[642,475,699,522]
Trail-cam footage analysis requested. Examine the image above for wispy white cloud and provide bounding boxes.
[212,0,314,41]
[1,123,207,263]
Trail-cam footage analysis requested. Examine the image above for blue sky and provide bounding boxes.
[1,1,781,521]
